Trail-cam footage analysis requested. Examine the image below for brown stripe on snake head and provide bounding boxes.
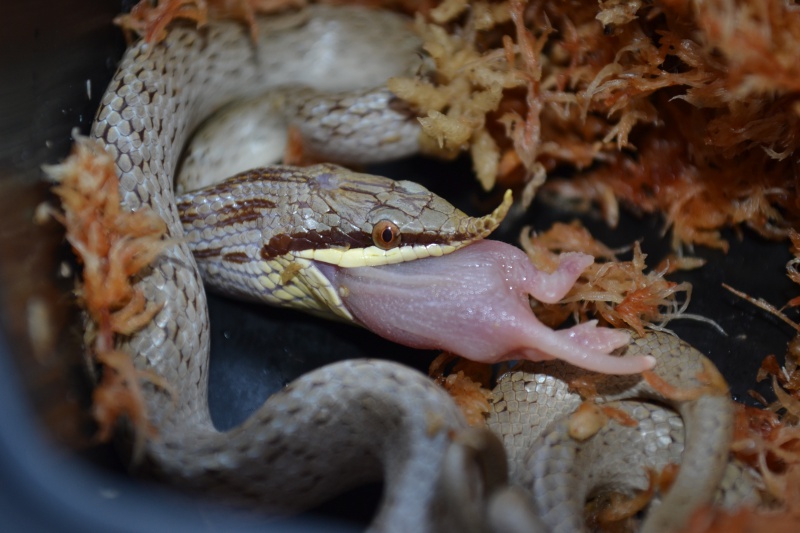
[260,225,490,261]
[261,227,373,260]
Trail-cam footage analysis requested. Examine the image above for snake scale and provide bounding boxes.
[84,4,755,532]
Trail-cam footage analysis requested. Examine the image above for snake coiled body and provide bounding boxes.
[86,4,752,531]
[90,7,508,531]
[488,333,758,532]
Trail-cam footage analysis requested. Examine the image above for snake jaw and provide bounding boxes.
[294,242,459,268]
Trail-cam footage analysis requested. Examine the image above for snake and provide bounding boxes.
[83,4,751,532]
[91,6,515,532]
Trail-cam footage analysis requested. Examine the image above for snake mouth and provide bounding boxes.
[314,239,655,375]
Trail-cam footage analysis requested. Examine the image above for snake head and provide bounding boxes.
[177,163,511,267]
[177,162,510,318]
[283,164,513,268]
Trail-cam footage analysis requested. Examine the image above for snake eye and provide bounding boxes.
[372,220,401,250]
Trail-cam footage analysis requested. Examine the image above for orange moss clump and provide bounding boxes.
[43,137,170,460]
[521,221,696,335]
[115,0,308,43]
[395,0,800,251]
[115,0,442,46]
[114,0,210,43]
[429,353,493,427]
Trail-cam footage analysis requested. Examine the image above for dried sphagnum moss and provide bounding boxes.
[520,221,696,335]
[395,0,800,252]
[44,137,172,460]
[388,1,518,190]
[115,0,309,43]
